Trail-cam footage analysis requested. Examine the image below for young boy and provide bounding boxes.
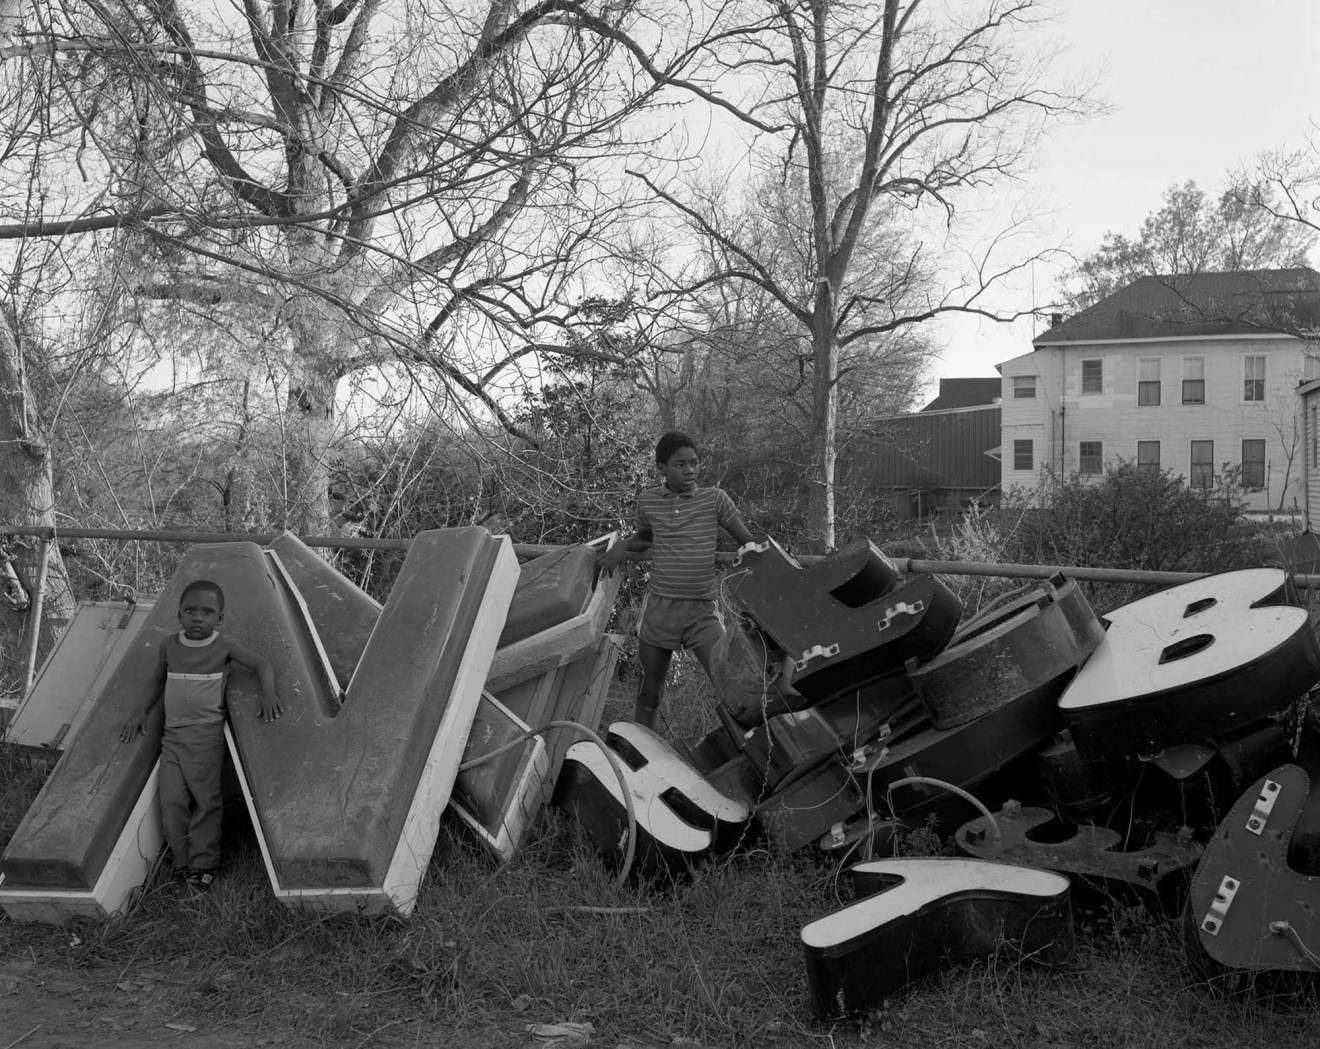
[119,579,281,892]
[598,431,757,731]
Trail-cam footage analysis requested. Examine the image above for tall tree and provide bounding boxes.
[0,315,78,689]
[1063,179,1316,312]
[1237,131,1320,270]
[628,182,933,542]
[631,0,1090,550]
[0,0,667,532]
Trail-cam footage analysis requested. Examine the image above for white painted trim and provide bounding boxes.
[0,762,163,923]
[486,536,620,693]
[225,722,282,895]
[451,692,551,864]
[562,740,712,853]
[265,549,346,700]
[801,858,1068,948]
[229,537,520,916]
[381,537,519,916]
[607,721,751,824]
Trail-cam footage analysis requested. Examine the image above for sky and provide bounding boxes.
[924,0,1320,405]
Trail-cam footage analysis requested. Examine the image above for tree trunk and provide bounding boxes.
[807,308,838,553]
[0,320,77,688]
[283,297,349,535]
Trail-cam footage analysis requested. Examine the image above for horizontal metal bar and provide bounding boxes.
[0,525,559,560]
[2,524,1312,588]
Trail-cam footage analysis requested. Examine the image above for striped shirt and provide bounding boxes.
[636,485,744,599]
[161,631,232,732]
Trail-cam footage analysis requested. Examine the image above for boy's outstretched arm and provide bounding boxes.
[120,645,168,742]
[726,517,757,548]
[596,527,653,572]
[229,644,282,723]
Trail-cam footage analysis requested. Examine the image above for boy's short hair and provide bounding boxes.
[655,430,697,466]
[180,578,225,611]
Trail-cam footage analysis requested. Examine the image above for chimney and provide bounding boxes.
[1050,312,1064,327]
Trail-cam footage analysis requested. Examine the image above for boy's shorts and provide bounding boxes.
[637,594,725,653]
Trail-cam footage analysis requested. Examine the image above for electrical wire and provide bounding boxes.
[884,775,1001,841]
[1268,920,1320,969]
[457,719,638,884]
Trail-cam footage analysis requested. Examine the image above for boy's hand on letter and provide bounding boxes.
[596,544,625,574]
[260,693,283,723]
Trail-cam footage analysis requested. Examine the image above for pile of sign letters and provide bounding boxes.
[5,526,1320,1016]
[554,537,1320,1016]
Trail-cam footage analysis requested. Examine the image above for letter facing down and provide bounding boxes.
[1189,764,1320,973]
[727,537,960,700]
[555,723,751,880]
[229,528,517,914]
[802,858,1073,1016]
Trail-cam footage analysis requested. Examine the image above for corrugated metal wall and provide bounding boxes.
[844,405,1002,495]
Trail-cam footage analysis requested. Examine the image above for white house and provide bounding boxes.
[1000,268,1320,512]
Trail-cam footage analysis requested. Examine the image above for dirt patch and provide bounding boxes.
[0,953,525,1049]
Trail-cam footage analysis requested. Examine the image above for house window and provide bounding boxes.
[1182,357,1205,405]
[1013,439,1033,471]
[1079,441,1103,475]
[1137,441,1160,475]
[1013,375,1036,399]
[1081,359,1103,394]
[1138,358,1161,406]
[1244,356,1266,402]
[1190,440,1214,490]
[1242,439,1266,490]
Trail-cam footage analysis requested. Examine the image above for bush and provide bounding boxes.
[1007,462,1263,577]
[935,463,1270,615]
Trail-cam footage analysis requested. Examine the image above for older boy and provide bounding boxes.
[120,579,281,892]
[599,431,756,730]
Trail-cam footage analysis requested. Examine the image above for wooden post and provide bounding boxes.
[20,537,51,693]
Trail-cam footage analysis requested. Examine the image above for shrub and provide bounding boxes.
[933,463,1269,615]
[1007,462,1263,578]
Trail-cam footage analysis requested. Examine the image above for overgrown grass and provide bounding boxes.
[4,681,1320,1048]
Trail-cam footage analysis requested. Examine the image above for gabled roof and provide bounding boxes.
[921,377,1002,411]
[1035,268,1320,345]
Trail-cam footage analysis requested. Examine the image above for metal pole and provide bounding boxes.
[20,537,51,693]
[892,557,1211,588]
[0,523,1315,588]
[0,524,560,559]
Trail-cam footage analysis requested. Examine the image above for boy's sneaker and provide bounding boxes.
[185,869,217,893]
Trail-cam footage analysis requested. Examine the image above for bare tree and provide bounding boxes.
[0,315,78,691]
[1064,179,1317,312]
[1239,130,1320,245]
[0,0,675,531]
[1263,379,1304,514]
[629,0,1091,549]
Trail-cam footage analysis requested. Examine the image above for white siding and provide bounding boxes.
[1001,335,1308,511]
[1304,387,1320,531]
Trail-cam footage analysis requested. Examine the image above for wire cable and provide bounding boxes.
[457,719,638,884]
[1268,920,1320,969]
[884,775,1001,840]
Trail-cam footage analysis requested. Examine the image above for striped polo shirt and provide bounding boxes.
[162,631,231,733]
[636,484,744,600]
